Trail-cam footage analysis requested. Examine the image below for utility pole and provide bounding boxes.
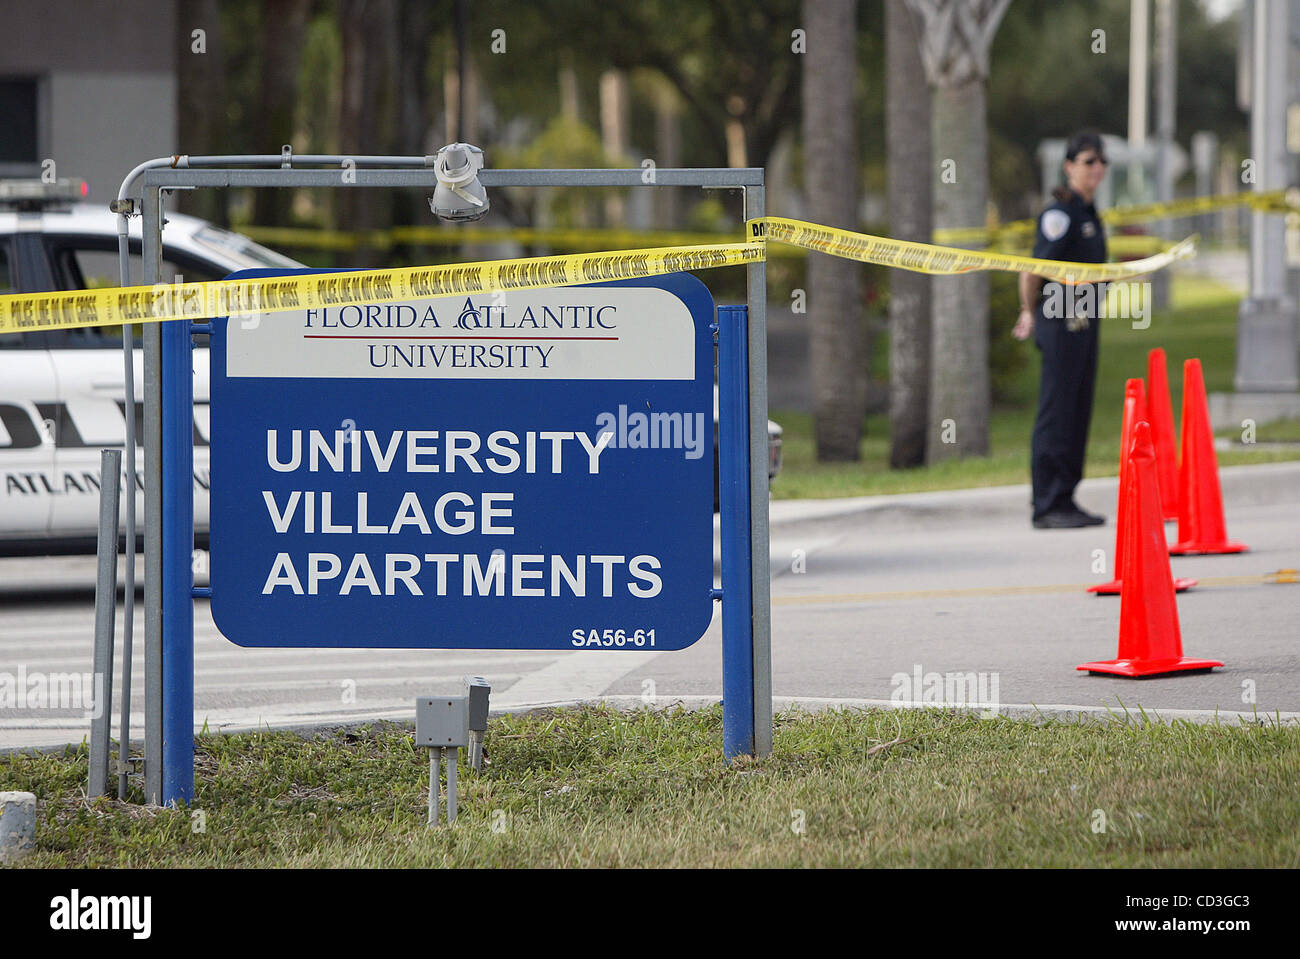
[456,0,467,141]
[1128,0,1150,202]
[1152,0,1177,309]
[1224,0,1300,426]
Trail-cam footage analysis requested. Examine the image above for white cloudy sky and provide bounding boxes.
[1201,0,1243,21]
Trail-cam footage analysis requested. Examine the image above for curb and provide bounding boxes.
[6,693,1294,758]
[766,460,1300,530]
[498,695,1300,727]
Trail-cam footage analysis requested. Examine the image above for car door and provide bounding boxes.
[0,236,59,542]
[43,238,219,540]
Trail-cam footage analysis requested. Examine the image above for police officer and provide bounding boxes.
[1013,130,1109,529]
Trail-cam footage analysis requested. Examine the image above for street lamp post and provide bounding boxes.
[1227,0,1300,428]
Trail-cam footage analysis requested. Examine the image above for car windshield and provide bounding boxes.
[191,225,303,270]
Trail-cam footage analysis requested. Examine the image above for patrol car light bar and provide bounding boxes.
[0,178,89,210]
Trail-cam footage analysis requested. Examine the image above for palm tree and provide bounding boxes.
[907,0,1010,461]
[886,0,932,469]
[338,0,399,267]
[175,0,227,224]
[251,0,312,228]
[802,0,865,461]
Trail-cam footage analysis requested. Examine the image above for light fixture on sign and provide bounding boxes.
[428,142,489,222]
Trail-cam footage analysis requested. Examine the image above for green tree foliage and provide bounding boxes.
[988,0,1244,218]
[178,0,1245,440]
[497,116,628,228]
[521,0,804,168]
[193,0,1243,230]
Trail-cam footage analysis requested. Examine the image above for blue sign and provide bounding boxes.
[209,272,715,650]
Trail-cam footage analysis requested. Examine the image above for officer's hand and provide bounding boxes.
[1012,309,1034,341]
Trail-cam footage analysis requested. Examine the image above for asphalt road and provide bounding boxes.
[2,461,1297,751]
[614,461,1300,717]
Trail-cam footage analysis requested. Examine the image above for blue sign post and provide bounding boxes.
[207,273,716,652]
[716,305,755,758]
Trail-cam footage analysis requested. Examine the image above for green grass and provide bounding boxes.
[772,275,1300,499]
[5,705,1298,867]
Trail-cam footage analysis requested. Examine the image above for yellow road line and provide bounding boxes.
[771,573,1295,606]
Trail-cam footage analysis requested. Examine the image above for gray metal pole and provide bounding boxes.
[446,747,458,823]
[88,449,122,798]
[1129,0,1151,200]
[1155,0,1177,206]
[1250,0,1288,299]
[744,182,773,758]
[1190,131,1218,242]
[428,748,441,825]
[1236,0,1299,393]
[182,154,434,167]
[455,0,468,141]
[1152,0,1177,309]
[117,241,137,802]
[142,186,164,804]
[143,167,762,190]
[115,158,182,801]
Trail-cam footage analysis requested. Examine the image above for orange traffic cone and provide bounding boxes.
[1088,379,1143,595]
[1146,348,1180,522]
[1088,381,1194,595]
[1170,358,1248,555]
[1078,422,1223,677]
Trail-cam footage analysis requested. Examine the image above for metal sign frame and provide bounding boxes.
[119,159,772,805]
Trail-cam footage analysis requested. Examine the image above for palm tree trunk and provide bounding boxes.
[338,0,398,266]
[175,0,226,224]
[927,77,990,460]
[886,0,932,469]
[802,0,864,462]
[252,0,312,227]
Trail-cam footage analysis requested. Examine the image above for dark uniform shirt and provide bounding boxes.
[1033,189,1106,262]
[1032,189,1107,325]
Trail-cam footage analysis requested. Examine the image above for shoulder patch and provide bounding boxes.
[1041,209,1071,242]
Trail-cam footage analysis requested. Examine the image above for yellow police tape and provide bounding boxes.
[0,218,1197,335]
[749,217,1195,284]
[933,187,1292,246]
[243,221,1176,258]
[233,187,1291,254]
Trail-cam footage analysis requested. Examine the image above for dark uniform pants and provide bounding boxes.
[1031,308,1099,518]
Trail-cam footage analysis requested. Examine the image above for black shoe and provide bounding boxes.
[1033,509,1094,529]
[1070,504,1106,526]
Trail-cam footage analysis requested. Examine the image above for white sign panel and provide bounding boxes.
[226,287,695,381]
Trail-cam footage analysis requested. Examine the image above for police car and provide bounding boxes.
[0,179,305,553]
[0,179,780,552]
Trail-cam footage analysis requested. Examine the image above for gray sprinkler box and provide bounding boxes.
[416,696,469,748]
